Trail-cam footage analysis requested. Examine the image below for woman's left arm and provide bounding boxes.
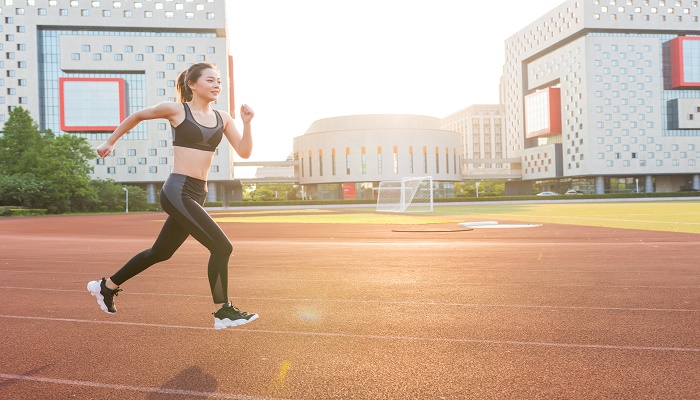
[222,104,254,159]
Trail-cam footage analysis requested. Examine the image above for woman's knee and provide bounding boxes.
[212,240,233,258]
[147,247,175,263]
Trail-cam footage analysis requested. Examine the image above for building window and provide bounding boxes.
[423,147,428,174]
[408,148,414,174]
[332,152,336,175]
[127,149,136,156]
[71,53,80,60]
[138,158,147,165]
[159,157,168,164]
[145,46,154,53]
[393,147,398,174]
[96,158,104,165]
[308,153,312,177]
[124,45,133,53]
[206,12,214,19]
[319,153,323,177]
[128,166,136,173]
[135,54,143,61]
[82,44,90,52]
[435,148,440,174]
[345,148,351,175]
[102,10,110,16]
[166,46,174,53]
[123,10,132,17]
[93,53,101,60]
[114,54,122,61]
[149,166,158,173]
[159,140,167,147]
[207,47,215,54]
[148,149,157,156]
[107,167,115,174]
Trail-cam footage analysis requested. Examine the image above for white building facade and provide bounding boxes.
[293,115,462,200]
[504,0,700,194]
[0,0,235,203]
[441,104,521,180]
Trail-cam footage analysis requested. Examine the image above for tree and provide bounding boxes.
[0,174,53,208]
[35,134,98,213]
[0,107,45,175]
[90,180,148,212]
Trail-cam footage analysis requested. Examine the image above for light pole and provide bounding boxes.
[122,187,128,213]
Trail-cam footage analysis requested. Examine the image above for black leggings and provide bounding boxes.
[110,174,232,304]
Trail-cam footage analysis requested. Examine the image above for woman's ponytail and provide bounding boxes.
[176,68,192,102]
[175,63,217,103]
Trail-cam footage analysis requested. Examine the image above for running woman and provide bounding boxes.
[87,62,258,329]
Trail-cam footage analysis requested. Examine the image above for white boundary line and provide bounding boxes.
[0,286,697,313]
[1,315,699,353]
[0,373,288,400]
[1,270,699,289]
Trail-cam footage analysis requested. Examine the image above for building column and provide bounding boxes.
[693,174,700,191]
[595,176,605,194]
[645,175,654,193]
[207,182,218,203]
[147,183,157,204]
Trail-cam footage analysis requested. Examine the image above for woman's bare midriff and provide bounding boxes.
[172,146,216,181]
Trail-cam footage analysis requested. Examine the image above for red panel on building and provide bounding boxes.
[59,78,126,132]
[228,55,236,117]
[670,36,700,89]
[343,183,356,200]
[524,87,562,138]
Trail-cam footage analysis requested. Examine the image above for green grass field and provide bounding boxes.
[206,200,700,234]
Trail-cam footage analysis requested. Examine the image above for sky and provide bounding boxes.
[226,0,565,174]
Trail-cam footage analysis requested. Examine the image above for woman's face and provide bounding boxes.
[189,68,221,102]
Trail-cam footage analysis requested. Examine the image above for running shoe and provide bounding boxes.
[87,278,121,314]
[213,303,258,329]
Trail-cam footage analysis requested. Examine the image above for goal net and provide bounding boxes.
[376,176,434,212]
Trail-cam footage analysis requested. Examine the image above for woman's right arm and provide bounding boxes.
[97,102,180,158]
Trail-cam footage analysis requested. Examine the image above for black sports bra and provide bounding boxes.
[171,102,223,152]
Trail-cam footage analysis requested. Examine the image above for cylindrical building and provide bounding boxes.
[293,114,462,200]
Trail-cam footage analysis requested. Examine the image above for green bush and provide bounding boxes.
[3,208,48,216]
[204,201,223,207]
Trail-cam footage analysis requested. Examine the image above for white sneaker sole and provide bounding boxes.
[87,280,113,314]
[214,313,259,330]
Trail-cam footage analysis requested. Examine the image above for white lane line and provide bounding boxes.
[0,373,288,400]
[0,286,697,313]
[2,264,699,275]
[1,271,699,289]
[1,315,699,353]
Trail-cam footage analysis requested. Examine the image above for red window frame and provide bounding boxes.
[670,36,700,89]
[59,77,126,131]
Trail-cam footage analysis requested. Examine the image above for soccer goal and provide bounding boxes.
[376,176,434,212]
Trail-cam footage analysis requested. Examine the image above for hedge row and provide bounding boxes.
[0,207,48,216]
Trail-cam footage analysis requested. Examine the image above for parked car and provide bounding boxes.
[565,189,583,195]
[536,191,559,196]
